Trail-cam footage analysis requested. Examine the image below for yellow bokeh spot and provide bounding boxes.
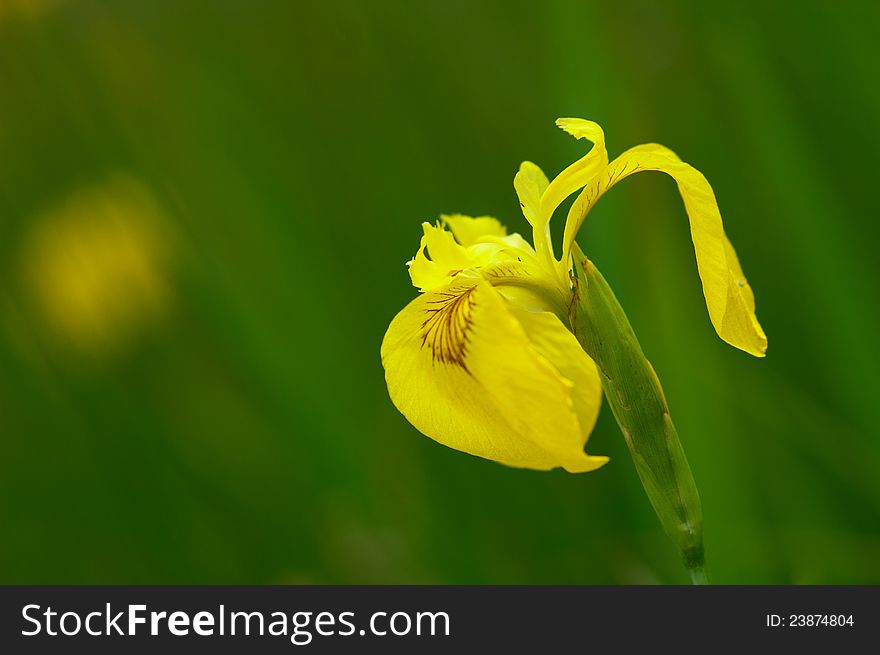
[21,176,173,354]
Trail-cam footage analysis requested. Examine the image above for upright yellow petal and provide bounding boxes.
[407,222,475,292]
[440,214,508,246]
[514,119,608,266]
[514,161,553,262]
[407,220,536,293]
[440,213,535,256]
[513,162,550,227]
[563,144,767,357]
[381,277,607,473]
[540,119,608,227]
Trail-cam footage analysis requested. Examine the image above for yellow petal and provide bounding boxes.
[440,214,508,246]
[563,144,767,357]
[507,304,604,444]
[540,119,608,227]
[407,222,475,292]
[513,120,608,266]
[407,220,537,293]
[440,213,535,255]
[381,278,608,473]
[513,161,550,228]
[514,161,554,262]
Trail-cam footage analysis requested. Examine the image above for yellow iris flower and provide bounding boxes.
[381,118,766,474]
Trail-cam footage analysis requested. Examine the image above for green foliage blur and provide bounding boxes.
[1,0,878,584]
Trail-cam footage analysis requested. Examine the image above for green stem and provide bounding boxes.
[569,250,709,584]
[687,554,710,585]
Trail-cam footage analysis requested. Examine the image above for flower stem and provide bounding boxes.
[569,249,709,584]
[685,546,711,585]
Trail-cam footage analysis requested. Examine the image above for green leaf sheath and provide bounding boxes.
[569,250,708,584]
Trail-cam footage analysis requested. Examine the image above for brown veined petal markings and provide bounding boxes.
[420,284,478,373]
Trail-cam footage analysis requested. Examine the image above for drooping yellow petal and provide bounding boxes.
[563,143,767,357]
[381,277,607,473]
[507,304,604,444]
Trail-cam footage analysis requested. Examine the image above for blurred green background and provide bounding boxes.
[1,0,878,584]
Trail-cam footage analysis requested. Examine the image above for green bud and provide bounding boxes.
[569,246,708,584]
